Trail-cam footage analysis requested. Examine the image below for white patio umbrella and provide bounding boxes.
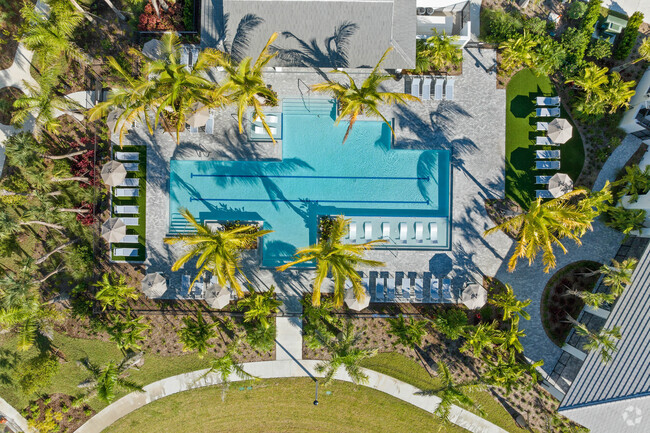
[106,109,133,134]
[461,284,487,310]
[187,103,210,128]
[101,161,127,187]
[548,173,573,198]
[205,286,231,309]
[142,39,163,60]
[141,273,168,298]
[344,287,370,311]
[547,118,573,144]
[101,217,127,243]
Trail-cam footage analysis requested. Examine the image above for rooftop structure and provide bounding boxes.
[620,67,650,140]
[416,0,471,47]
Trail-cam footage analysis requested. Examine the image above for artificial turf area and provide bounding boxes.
[506,69,584,208]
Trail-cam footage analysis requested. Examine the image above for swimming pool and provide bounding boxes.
[169,98,451,267]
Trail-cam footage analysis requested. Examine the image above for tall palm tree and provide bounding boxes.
[603,72,636,113]
[311,47,419,144]
[568,63,608,98]
[277,215,385,307]
[164,208,272,297]
[482,356,543,395]
[497,320,526,361]
[0,297,61,351]
[499,32,538,73]
[105,313,150,355]
[601,258,637,297]
[432,308,468,341]
[533,39,566,76]
[76,354,145,404]
[387,314,428,349]
[484,188,610,273]
[201,337,256,401]
[235,286,282,330]
[614,37,650,71]
[567,289,615,308]
[214,33,279,143]
[417,30,462,72]
[177,309,218,358]
[460,321,500,358]
[489,284,531,323]
[315,320,377,384]
[94,273,139,311]
[567,316,621,364]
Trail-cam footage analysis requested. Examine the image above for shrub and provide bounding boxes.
[138,1,185,31]
[432,309,468,340]
[587,39,612,59]
[183,0,194,31]
[580,0,602,33]
[614,12,644,60]
[524,17,547,36]
[244,322,276,352]
[17,353,59,395]
[568,1,588,20]
[562,27,590,63]
[483,8,522,43]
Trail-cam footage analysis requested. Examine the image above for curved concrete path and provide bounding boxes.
[76,360,508,433]
[593,135,643,192]
[0,396,30,432]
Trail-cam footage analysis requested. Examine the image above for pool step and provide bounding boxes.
[281,98,335,116]
[168,213,196,235]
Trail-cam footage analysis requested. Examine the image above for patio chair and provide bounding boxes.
[382,222,391,239]
[348,222,357,242]
[266,114,280,124]
[411,77,421,98]
[362,277,372,301]
[535,175,552,184]
[414,279,424,302]
[415,222,423,243]
[181,274,191,292]
[364,222,372,240]
[430,278,440,303]
[434,78,443,101]
[536,107,561,117]
[536,136,556,146]
[114,205,139,214]
[118,234,139,243]
[536,190,554,199]
[269,126,278,135]
[536,150,561,159]
[536,160,561,170]
[536,122,549,131]
[113,248,139,257]
[114,188,139,198]
[429,222,438,243]
[399,222,408,243]
[119,217,139,226]
[115,152,139,161]
[118,178,139,187]
[123,163,139,172]
[445,78,455,100]
[536,96,560,106]
[385,278,396,301]
[442,278,454,303]
[205,116,215,135]
[421,77,431,100]
[401,277,411,301]
[375,277,385,302]
[189,126,199,134]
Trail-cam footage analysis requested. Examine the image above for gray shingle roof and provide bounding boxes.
[201,0,416,69]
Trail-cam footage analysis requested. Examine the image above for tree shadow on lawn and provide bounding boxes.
[510,94,535,119]
[506,147,535,207]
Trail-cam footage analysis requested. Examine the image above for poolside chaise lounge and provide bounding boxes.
[382,222,391,239]
[119,217,139,226]
[536,122,549,131]
[348,222,357,242]
[414,279,424,302]
[536,107,560,117]
[536,175,552,184]
[401,277,411,301]
[536,190,554,199]
[115,152,139,161]
[385,278,395,301]
[115,234,139,243]
[205,117,215,135]
[399,223,408,243]
[181,274,191,292]
[114,205,139,214]
[376,277,385,302]
[430,278,440,303]
[441,278,453,303]
[253,125,278,135]
[266,114,279,123]
[536,160,561,170]
[429,222,438,243]
[536,136,557,146]
[536,96,560,106]
[415,222,423,243]
[421,77,431,100]
[189,126,199,134]
[434,78,443,101]
[114,188,139,198]
[118,178,139,187]
[123,163,139,172]
[411,77,421,98]
[445,78,455,100]
[113,248,139,257]
[364,222,372,240]
[536,150,561,159]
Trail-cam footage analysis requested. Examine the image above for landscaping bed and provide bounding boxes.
[0,0,35,69]
[0,87,23,125]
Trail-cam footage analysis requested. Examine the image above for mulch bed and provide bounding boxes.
[0,1,36,70]
[0,87,23,125]
[22,393,94,433]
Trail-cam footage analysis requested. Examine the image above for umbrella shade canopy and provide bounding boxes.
[461,284,487,310]
[344,288,370,311]
[547,118,573,144]
[141,273,168,298]
[205,287,231,309]
[101,161,127,187]
[106,109,133,134]
[548,173,573,198]
[187,104,210,127]
[101,217,127,243]
[142,39,163,60]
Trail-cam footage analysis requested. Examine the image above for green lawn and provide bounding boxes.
[105,377,467,433]
[110,145,146,262]
[506,69,585,208]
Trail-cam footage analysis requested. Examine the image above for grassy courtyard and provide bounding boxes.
[506,69,584,208]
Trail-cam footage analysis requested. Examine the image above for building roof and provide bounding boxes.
[558,244,650,432]
[201,0,416,69]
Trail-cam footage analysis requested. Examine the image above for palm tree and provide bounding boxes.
[417,362,484,423]
[460,321,500,358]
[3,133,47,167]
[484,188,611,273]
[315,320,377,384]
[432,309,468,341]
[277,215,385,307]
[482,356,543,395]
[489,284,531,323]
[567,316,621,364]
[533,39,566,76]
[177,309,218,358]
[0,211,65,239]
[613,164,650,202]
[302,296,340,349]
[605,206,646,235]
[94,273,139,311]
[164,208,271,297]
[601,258,637,297]
[76,354,144,404]
[311,47,418,144]
[614,37,650,71]
[418,30,463,72]
[568,63,608,98]
[214,33,279,142]
[105,313,150,355]
[567,289,615,308]
[235,286,282,330]
[386,314,428,349]
[201,337,256,401]
[497,320,526,361]
[603,72,636,113]
[0,298,61,351]
[499,32,538,73]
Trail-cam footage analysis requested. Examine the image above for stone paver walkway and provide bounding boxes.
[593,135,643,192]
[75,360,508,433]
[0,396,29,433]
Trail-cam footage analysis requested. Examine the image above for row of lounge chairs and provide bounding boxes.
[348,221,438,244]
[411,76,455,101]
[111,150,143,260]
[533,96,561,195]
[357,276,455,303]
[181,274,238,300]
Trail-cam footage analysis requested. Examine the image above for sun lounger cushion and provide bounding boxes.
[118,178,139,187]
[445,78,455,100]
[114,188,139,197]
[421,78,431,101]
[434,79,443,101]
[375,277,385,302]
[117,234,139,243]
[123,163,139,172]
[536,150,560,159]
[536,136,554,146]
[430,278,440,302]
[114,205,139,214]
[411,77,421,98]
[113,248,139,257]
[536,160,561,170]
[119,217,139,226]
[535,175,552,184]
[536,190,554,199]
[115,152,139,161]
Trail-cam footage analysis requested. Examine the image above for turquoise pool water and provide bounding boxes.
[169,99,451,267]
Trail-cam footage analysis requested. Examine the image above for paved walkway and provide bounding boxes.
[593,135,643,192]
[602,0,650,22]
[0,396,30,433]
[75,360,509,433]
[275,295,303,360]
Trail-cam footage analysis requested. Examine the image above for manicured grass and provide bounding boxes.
[506,69,585,208]
[105,377,467,433]
[111,145,146,262]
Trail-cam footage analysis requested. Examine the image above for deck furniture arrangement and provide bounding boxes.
[536,150,561,160]
[111,147,144,262]
[114,188,139,198]
[536,175,552,184]
[114,205,139,214]
[411,77,421,98]
[536,136,556,146]
[536,107,561,117]
[536,122,549,131]
[434,78,443,101]
[118,178,139,187]
[421,77,431,100]
[115,152,139,161]
[361,274,456,304]
[536,160,561,170]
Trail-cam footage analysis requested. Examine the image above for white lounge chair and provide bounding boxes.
[401,278,411,301]
[445,78,455,100]
[118,234,139,243]
[118,178,139,187]
[385,278,395,301]
[536,190,554,199]
[414,279,424,302]
[189,126,199,134]
[115,152,139,161]
[266,114,279,123]
[364,222,372,240]
[434,78,443,101]
[442,278,453,303]
[119,217,139,226]
[414,222,423,243]
[205,117,215,134]
[399,223,408,243]
[181,274,191,291]
[411,77,421,98]
[376,277,385,302]
[382,222,391,239]
[536,96,560,106]
[536,150,561,159]
[269,126,278,135]
[348,222,357,242]
[114,205,139,214]
[123,163,139,172]
[113,248,139,257]
[429,222,438,244]
[421,77,431,101]
[536,107,560,117]
[114,188,139,198]
[536,160,560,170]
[535,175,552,184]
[536,136,556,146]
[362,277,371,300]
[536,122,549,131]
[430,278,440,303]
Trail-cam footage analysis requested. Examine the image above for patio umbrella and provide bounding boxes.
[548,173,573,198]
[141,273,168,298]
[101,161,127,187]
[101,217,127,243]
[187,103,210,128]
[205,286,231,309]
[547,118,573,144]
[344,287,370,311]
[106,109,133,134]
[461,284,487,310]
[142,39,163,60]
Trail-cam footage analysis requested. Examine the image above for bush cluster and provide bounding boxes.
[614,11,644,60]
[138,1,186,31]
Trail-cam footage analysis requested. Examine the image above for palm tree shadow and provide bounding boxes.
[215,13,265,63]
